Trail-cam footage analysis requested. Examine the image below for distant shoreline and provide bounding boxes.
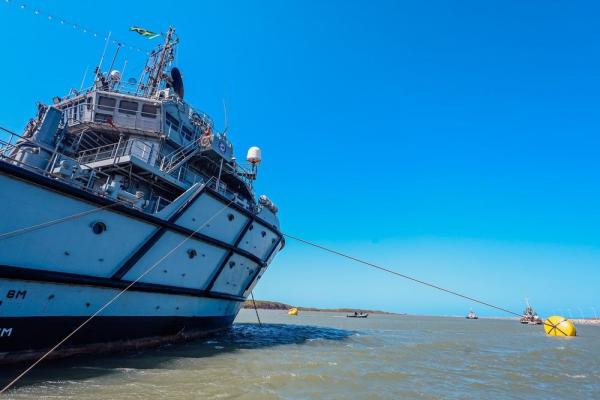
[242,300,401,315]
[242,301,600,324]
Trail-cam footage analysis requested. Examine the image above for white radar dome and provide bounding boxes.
[109,70,121,82]
[247,146,262,165]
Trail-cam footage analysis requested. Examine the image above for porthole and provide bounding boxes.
[228,261,236,268]
[261,231,267,238]
[187,249,197,259]
[227,213,235,221]
[91,221,107,235]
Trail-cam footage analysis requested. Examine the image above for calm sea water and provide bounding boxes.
[2,310,599,399]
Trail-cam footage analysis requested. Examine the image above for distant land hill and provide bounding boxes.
[243,300,399,315]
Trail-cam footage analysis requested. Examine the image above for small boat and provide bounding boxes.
[288,307,299,316]
[347,312,368,318]
[520,299,543,325]
[466,310,478,319]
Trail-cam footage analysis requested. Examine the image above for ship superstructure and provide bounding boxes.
[0,27,283,363]
[520,299,542,325]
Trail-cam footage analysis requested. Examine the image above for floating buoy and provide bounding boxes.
[288,307,298,316]
[544,316,576,337]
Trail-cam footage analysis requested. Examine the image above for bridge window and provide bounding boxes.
[119,100,138,115]
[141,104,158,118]
[165,112,180,132]
[98,96,116,112]
[182,125,194,141]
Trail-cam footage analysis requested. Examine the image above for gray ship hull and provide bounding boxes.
[0,160,282,363]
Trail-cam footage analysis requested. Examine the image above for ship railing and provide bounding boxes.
[152,195,173,214]
[204,175,255,212]
[0,132,115,199]
[59,85,213,130]
[76,138,155,165]
[58,101,163,136]
[159,139,199,173]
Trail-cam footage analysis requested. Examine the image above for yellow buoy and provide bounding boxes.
[544,316,576,337]
[288,307,298,316]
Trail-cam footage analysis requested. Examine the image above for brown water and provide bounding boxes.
[2,310,599,399]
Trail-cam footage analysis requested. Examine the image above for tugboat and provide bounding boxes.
[0,27,283,364]
[466,310,478,319]
[520,299,543,325]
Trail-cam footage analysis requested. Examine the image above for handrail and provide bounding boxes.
[160,138,199,173]
[0,134,113,199]
[76,138,154,164]
[57,87,214,130]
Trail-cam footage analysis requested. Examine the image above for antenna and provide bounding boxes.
[121,59,128,82]
[79,66,89,92]
[96,31,112,80]
[107,43,122,74]
[146,27,178,97]
[222,99,229,136]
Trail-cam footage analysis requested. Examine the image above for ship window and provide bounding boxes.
[182,125,194,141]
[98,96,116,112]
[165,113,180,132]
[94,113,112,123]
[141,104,158,118]
[119,100,138,115]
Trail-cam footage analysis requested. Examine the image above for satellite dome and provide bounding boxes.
[247,146,262,165]
[109,70,121,82]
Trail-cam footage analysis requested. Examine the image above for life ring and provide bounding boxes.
[199,133,213,148]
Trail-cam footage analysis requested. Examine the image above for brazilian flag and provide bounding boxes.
[129,26,159,39]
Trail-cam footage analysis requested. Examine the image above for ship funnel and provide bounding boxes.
[247,146,262,165]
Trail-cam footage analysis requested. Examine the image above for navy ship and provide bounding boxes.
[0,27,283,363]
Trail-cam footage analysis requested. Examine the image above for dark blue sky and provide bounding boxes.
[1,1,599,316]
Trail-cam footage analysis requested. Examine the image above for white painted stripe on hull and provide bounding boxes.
[0,278,243,317]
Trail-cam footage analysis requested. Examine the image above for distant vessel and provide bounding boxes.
[466,310,478,319]
[347,312,368,318]
[520,299,543,325]
[0,27,283,364]
[288,308,298,316]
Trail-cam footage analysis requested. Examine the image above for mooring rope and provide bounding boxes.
[0,197,235,394]
[282,233,523,318]
[250,290,262,326]
[0,200,128,241]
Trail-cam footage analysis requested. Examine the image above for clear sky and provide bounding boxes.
[1,1,599,317]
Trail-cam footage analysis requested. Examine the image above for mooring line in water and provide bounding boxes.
[282,233,523,318]
[0,197,235,395]
[250,290,262,326]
